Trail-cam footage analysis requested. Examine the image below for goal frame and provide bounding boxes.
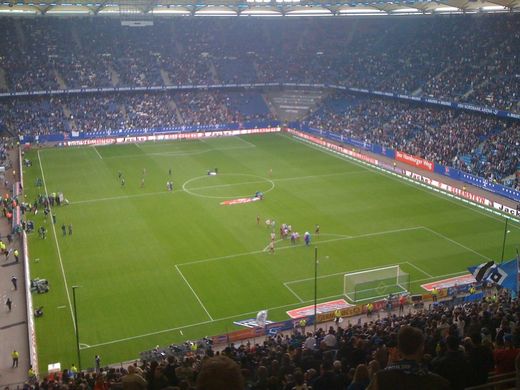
[343,265,409,303]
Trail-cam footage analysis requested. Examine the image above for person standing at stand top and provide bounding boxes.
[334,309,342,325]
[432,287,438,302]
[11,349,19,368]
[366,302,374,317]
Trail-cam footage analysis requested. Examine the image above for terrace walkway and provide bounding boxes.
[0,145,29,388]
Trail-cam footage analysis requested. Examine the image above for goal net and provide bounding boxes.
[344,265,409,303]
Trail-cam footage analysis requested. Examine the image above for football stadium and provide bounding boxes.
[0,1,520,388]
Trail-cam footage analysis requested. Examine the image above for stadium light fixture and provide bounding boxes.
[481,5,506,11]
[0,8,37,12]
[390,7,419,13]
[153,8,190,14]
[434,6,459,12]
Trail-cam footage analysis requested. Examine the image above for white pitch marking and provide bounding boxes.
[285,261,410,285]
[68,171,365,206]
[80,268,469,350]
[179,226,423,267]
[405,261,433,278]
[92,146,103,160]
[174,265,213,321]
[235,136,257,148]
[283,282,304,303]
[38,151,76,333]
[421,226,493,261]
[70,191,172,205]
[288,134,520,228]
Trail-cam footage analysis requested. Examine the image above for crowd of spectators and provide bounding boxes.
[0,15,519,112]
[0,91,272,135]
[305,94,519,188]
[23,289,520,390]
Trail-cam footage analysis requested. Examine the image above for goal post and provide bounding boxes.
[343,265,410,303]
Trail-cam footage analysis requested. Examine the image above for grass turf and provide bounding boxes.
[22,132,520,370]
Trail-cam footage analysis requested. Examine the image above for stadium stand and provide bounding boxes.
[1,10,520,390]
[304,93,520,189]
[23,288,520,389]
[0,15,519,113]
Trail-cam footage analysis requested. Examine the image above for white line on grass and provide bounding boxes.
[421,226,493,261]
[80,294,340,349]
[262,233,352,252]
[283,282,304,303]
[92,146,103,160]
[235,136,257,148]
[274,170,366,183]
[285,261,410,285]
[413,270,468,284]
[80,268,470,350]
[68,171,367,205]
[405,261,433,278]
[100,144,256,160]
[287,134,520,229]
[82,271,467,349]
[174,265,213,321]
[178,226,423,267]
[37,151,76,332]
[70,191,173,205]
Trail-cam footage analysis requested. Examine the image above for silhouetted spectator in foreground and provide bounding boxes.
[367,326,449,390]
[196,355,244,390]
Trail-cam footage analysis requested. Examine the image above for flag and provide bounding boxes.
[468,259,518,292]
[256,310,268,327]
[486,258,518,292]
[468,261,495,282]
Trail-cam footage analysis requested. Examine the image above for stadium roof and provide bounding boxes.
[0,0,518,16]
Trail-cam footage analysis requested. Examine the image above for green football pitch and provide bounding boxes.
[22,132,520,370]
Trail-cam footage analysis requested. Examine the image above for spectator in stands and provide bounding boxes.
[366,326,450,390]
[121,365,147,390]
[494,333,520,374]
[432,335,472,390]
[347,364,370,390]
[196,355,244,390]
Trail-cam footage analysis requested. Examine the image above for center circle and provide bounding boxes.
[182,173,275,199]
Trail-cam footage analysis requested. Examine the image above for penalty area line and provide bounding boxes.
[80,293,351,350]
[283,282,304,303]
[405,261,433,278]
[174,265,213,321]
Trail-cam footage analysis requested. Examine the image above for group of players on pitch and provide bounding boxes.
[118,167,174,191]
[260,217,319,254]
